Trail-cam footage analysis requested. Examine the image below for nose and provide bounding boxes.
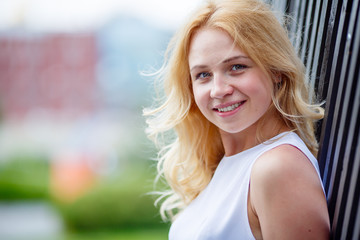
[210,74,233,98]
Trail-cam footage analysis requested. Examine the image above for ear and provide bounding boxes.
[273,71,282,84]
[271,72,283,92]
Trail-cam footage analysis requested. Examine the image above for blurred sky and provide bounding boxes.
[0,0,203,32]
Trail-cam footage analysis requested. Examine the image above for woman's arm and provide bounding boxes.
[249,144,330,240]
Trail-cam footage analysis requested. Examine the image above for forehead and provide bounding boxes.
[188,28,246,68]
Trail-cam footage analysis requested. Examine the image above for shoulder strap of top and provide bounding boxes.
[253,132,324,191]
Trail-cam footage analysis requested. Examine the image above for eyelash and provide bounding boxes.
[231,64,247,71]
[194,64,248,80]
[195,72,212,79]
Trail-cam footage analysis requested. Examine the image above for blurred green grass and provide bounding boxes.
[65,228,168,240]
[0,154,170,238]
[56,167,167,231]
[0,155,50,200]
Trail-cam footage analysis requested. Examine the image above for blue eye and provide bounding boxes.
[231,64,247,71]
[196,72,211,79]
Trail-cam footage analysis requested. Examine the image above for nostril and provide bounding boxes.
[210,83,233,98]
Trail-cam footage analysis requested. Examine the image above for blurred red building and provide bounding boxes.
[0,33,98,119]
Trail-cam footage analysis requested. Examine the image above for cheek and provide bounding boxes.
[245,75,273,103]
[192,85,208,108]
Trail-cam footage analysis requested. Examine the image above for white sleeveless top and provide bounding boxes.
[169,132,324,240]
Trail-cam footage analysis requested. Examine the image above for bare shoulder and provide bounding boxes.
[249,144,330,239]
[251,144,319,184]
[250,144,324,211]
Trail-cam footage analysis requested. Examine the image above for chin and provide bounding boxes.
[218,126,247,134]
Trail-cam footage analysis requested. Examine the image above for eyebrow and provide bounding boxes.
[223,55,249,63]
[190,55,249,72]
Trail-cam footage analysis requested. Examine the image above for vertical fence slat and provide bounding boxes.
[314,0,332,102]
[321,0,350,206]
[330,2,360,236]
[306,0,321,74]
[306,0,322,96]
[309,0,326,97]
[317,0,341,192]
[274,0,360,239]
[287,0,301,46]
[316,0,339,182]
[294,0,308,53]
[337,3,360,239]
[351,141,360,240]
[300,0,314,64]
[341,89,360,238]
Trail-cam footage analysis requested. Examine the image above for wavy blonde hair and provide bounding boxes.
[143,0,324,221]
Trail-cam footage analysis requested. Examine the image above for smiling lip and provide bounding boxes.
[213,100,246,115]
[213,100,246,111]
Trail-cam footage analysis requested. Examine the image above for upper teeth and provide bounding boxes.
[217,102,241,112]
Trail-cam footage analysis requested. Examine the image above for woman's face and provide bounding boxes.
[188,28,273,134]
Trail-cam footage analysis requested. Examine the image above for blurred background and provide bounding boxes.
[0,0,201,239]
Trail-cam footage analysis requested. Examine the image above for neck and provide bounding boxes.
[220,112,290,156]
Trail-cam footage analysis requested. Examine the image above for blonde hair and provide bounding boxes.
[144,0,324,221]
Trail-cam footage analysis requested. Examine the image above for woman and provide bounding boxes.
[144,0,330,239]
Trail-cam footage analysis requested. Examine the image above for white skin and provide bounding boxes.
[189,27,330,239]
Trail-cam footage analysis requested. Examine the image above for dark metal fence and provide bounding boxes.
[270,0,360,239]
